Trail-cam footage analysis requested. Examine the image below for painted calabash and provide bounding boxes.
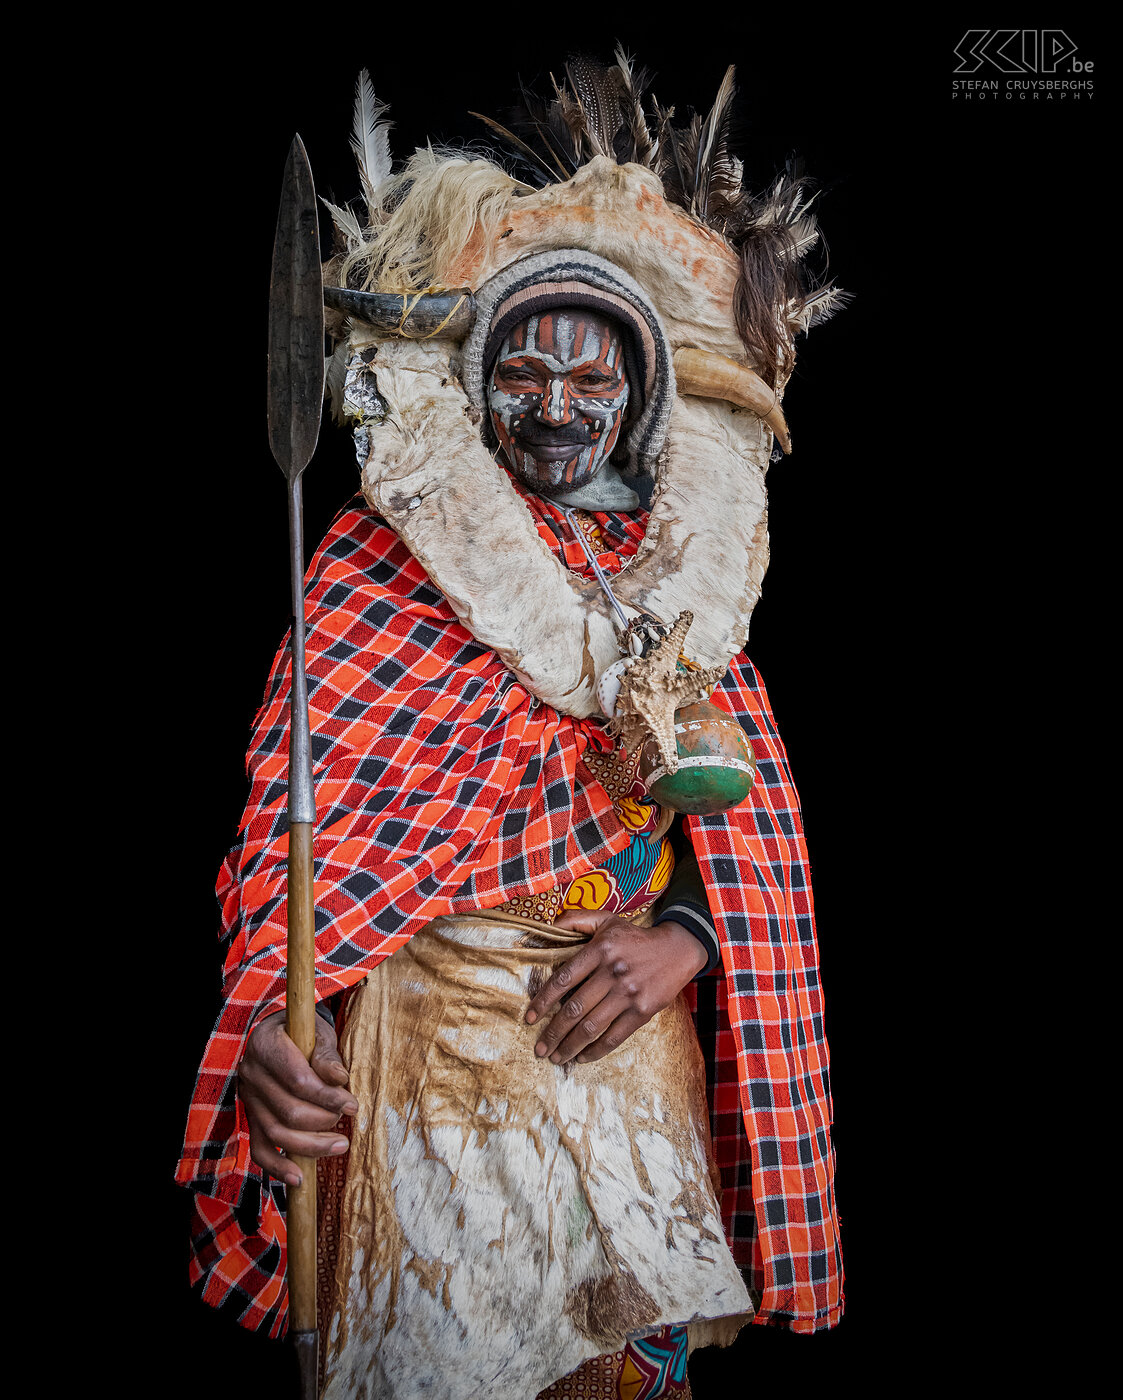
[639,700,756,816]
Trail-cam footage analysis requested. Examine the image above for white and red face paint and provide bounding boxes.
[487,309,630,495]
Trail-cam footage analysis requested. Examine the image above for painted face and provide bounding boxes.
[487,309,630,495]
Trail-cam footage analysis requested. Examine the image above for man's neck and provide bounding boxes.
[529,461,640,512]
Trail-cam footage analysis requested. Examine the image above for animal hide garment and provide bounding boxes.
[350,335,769,718]
[318,916,752,1399]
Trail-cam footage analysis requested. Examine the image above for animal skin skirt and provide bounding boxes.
[316,914,752,1399]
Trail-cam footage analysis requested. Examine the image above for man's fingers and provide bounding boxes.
[312,1052,351,1090]
[240,1013,358,1183]
[533,972,619,1062]
[254,1140,301,1188]
[525,942,605,1025]
[241,1074,350,1135]
[574,1008,647,1064]
[311,1019,351,1090]
[243,1021,357,1116]
[246,1106,350,1186]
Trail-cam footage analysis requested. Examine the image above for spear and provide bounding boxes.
[266,133,324,1400]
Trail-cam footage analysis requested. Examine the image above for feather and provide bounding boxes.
[652,99,688,206]
[611,44,657,168]
[321,197,365,250]
[678,112,703,209]
[694,65,738,222]
[785,214,820,259]
[565,54,625,160]
[351,69,393,213]
[707,153,746,230]
[550,72,589,167]
[754,165,818,228]
[515,80,579,178]
[793,284,852,331]
[469,111,560,186]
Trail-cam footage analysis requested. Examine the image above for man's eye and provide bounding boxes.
[575,376,613,391]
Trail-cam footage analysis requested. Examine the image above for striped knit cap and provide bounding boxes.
[462,249,676,476]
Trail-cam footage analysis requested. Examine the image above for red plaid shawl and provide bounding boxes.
[177,487,843,1337]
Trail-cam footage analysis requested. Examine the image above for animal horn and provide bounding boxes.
[672,347,792,455]
[323,286,478,340]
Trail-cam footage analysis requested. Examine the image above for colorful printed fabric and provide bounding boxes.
[535,1326,690,1399]
[497,741,673,925]
[561,824,672,917]
[176,484,842,1338]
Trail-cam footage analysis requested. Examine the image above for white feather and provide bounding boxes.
[325,339,354,424]
[791,285,851,332]
[757,186,819,230]
[321,197,365,249]
[350,69,393,212]
[786,215,820,259]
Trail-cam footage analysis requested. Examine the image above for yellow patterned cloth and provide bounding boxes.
[494,743,675,927]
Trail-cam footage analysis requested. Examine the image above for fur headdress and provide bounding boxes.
[325,52,845,388]
[321,55,844,741]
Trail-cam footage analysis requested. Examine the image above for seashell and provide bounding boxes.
[597,657,634,719]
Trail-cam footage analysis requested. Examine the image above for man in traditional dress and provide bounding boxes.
[178,55,844,1399]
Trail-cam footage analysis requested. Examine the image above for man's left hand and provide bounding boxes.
[525,909,708,1065]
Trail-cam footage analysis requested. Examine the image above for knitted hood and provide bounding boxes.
[461,248,676,475]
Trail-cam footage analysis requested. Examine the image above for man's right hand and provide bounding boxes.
[238,1009,358,1188]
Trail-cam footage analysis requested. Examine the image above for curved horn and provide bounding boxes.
[672,347,791,455]
[323,286,478,340]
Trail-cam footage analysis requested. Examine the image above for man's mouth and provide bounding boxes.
[512,433,591,462]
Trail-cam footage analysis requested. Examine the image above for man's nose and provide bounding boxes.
[537,376,574,426]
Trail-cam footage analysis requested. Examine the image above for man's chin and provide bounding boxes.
[499,450,638,511]
[514,452,588,493]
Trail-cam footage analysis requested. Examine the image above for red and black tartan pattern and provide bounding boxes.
[177,487,842,1337]
[686,660,842,1331]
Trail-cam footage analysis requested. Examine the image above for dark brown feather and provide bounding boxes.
[548,73,589,167]
[677,113,703,210]
[470,111,564,186]
[612,46,657,167]
[652,100,687,206]
[693,65,737,221]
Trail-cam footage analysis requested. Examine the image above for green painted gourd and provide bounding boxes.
[639,699,756,816]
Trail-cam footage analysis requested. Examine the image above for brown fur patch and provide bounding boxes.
[563,1269,660,1342]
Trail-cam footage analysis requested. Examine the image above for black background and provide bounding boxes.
[110,14,1101,1393]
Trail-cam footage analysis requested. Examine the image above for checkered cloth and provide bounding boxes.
[176,487,842,1337]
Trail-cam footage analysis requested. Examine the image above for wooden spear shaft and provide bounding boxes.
[285,472,320,1397]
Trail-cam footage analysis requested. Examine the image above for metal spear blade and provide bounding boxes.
[268,134,324,481]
